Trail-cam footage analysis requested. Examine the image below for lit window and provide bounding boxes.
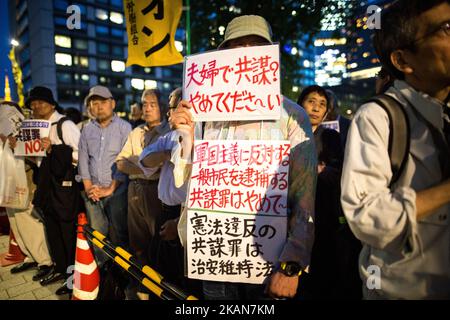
[55,35,71,48]
[111,60,125,72]
[110,12,123,24]
[363,52,370,58]
[356,37,364,44]
[81,74,90,82]
[292,86,299,92]
[131,78,144,90]
[145,80,158,89]
[163,82,171,89]
[73,56,89,68]
[303,60,311,68]
[95,9,108,21]
[99,76,107,84]
[55,53,72,66]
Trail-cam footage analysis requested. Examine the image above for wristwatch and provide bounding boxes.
[280,261,303,277]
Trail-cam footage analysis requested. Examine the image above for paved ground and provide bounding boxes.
[0,234,69,300]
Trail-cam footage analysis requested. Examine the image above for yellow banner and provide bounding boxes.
[8,47,24,107]
[124,0,183,67]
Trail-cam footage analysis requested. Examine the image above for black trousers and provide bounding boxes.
[42,210,76,275]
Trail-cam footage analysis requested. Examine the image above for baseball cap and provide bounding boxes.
[84,85,113,108]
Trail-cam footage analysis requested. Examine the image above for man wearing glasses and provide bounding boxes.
[341,0,450,299]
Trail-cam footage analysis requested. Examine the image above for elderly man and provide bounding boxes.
[21,86,81,295]
[78,85,131,267]
[341,0,450,299]
[116,88,170,300]
[170,15,317,300]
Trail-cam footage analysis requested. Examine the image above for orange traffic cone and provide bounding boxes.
[72,213,100,300]
[0,229,26,267]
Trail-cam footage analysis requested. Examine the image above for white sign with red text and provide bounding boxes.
[14,120,50,157]
[183,44,281,122]
[186,140,290,284]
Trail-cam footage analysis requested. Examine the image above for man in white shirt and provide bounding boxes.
[341,0,450,299]
[24,86,81,296]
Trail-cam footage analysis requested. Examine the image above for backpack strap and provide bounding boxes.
[366,94,410,188]
[52,117,69,145]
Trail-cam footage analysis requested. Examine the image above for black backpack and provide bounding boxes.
[33,117,81,221]
[365,94,411,187]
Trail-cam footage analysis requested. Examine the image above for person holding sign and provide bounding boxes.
[170,15,317,300]
[1,100,54,284]
[22,86,81,296]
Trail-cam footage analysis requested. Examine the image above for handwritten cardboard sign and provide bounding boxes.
[187,140,290,284]
[183,44,281,122]
[14,120,51,157]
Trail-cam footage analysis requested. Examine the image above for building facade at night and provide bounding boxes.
[8,0,185,112]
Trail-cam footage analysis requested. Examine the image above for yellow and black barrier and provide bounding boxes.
[82,224,198,301]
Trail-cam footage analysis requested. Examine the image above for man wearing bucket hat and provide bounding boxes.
[78,85,131,268]
[170,15,317,300]
[21,86,81,295]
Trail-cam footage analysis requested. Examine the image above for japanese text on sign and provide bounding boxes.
[187,211,287,284]
[183,44,281,121]
[186,140,290,284]
[188,140,290,215]
[14,120,50,157]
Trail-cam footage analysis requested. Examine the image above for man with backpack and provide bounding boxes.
[25,86,81,296]
[341,0,450,299]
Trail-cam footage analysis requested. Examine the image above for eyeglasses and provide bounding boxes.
[407,21,450,47]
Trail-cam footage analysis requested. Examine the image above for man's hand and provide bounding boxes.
[86,185,100,202]
[87,184,114,202]
[41,137,52,152]
[159,218,179,241]
[265,271,299,299]
[169,100,194,134]
[95,186,114,199]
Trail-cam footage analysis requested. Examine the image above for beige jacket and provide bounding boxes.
[341,80,450,299]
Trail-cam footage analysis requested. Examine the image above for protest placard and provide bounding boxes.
[321,120,340,132]
[183,44,281,122]
[186,140,290,284]
[0,103,24,137]
[14,120,51,157]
